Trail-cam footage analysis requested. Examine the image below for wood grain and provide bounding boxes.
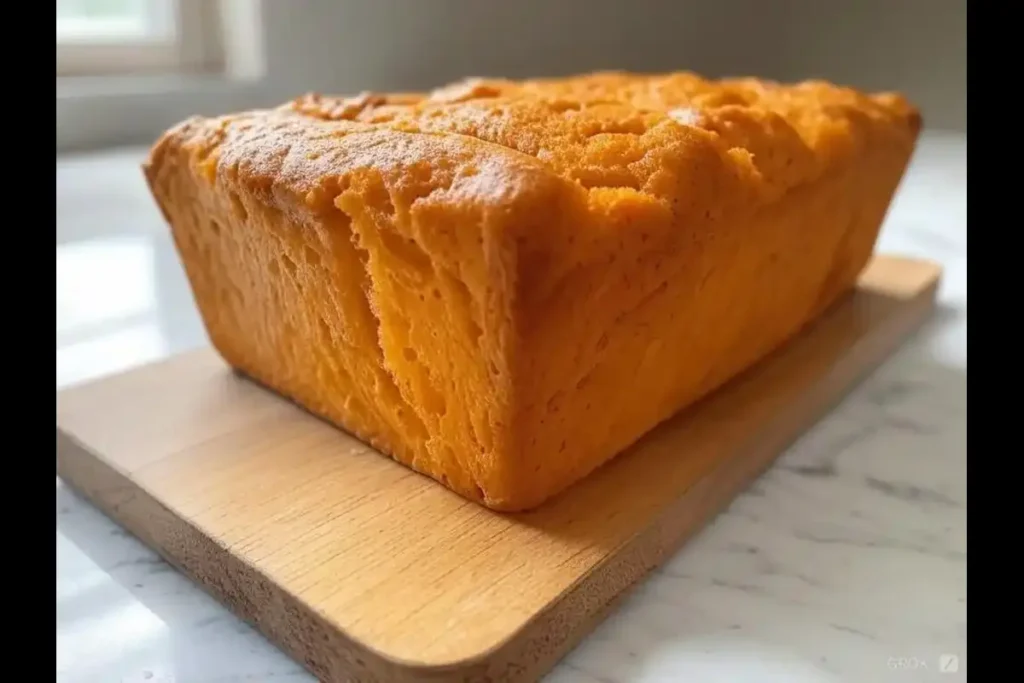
[56,254,941,683]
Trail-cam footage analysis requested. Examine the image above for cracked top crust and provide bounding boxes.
[154,70,921,222]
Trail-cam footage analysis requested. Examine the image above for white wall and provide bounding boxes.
[774,0,966,132]
[56,0,965,153]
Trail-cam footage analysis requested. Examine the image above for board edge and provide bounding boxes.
[56,256,942,682]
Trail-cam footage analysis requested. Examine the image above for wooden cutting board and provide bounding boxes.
[56,254,941,683]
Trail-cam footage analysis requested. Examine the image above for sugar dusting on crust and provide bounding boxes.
[667,107,704,127]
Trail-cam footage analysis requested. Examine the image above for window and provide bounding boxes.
[56,0,223,77]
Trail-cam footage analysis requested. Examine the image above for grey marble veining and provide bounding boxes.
[56,131,967,683]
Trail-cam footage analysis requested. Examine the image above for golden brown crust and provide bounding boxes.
[287,71,920,197]
[151,70,920,217]
[144,71,921,511]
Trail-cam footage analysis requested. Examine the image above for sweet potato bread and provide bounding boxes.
[143,71,921,512]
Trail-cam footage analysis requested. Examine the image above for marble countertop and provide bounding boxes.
[57,132,967,683]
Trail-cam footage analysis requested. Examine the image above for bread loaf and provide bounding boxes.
[143,71,921,511]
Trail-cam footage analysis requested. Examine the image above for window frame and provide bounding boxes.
[56,0,223,78]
